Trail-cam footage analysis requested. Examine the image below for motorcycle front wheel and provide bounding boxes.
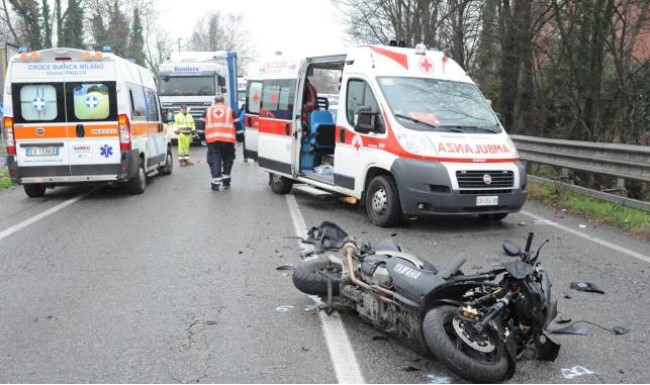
[423,305,509,383]
[292,256,342,296]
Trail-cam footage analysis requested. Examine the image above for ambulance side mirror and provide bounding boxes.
[220,87,227,94]
[355,106,379,134]
[162,109,174,123]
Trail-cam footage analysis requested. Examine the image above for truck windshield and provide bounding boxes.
[377,77,500,133]
[158,76,216,96]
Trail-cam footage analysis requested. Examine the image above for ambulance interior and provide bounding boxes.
[300,62,344,185]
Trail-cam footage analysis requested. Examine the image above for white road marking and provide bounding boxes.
[0,192,91,242]
[285,194,365,384]
[521,210,650,264]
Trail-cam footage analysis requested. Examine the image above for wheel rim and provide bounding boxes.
[442,310,501,365]
[371,187,388,215]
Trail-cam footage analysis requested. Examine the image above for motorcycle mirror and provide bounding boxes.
[503,241,521,257]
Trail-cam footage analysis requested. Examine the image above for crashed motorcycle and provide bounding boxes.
[292,222,560,383]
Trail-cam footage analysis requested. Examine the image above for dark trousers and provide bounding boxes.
[207,142,236,180]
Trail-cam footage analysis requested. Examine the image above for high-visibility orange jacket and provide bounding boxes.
[204,103,236,144]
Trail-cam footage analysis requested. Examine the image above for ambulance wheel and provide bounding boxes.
[160,149,173,176]
[366,175,402,227]
[23,184,46,198]
[127,159,147,195]
[269,173,293,194]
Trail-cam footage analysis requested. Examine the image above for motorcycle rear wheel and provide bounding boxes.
[292,256,341,296]
[423,305,509,383]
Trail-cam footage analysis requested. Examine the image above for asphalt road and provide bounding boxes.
[0,146,648,383]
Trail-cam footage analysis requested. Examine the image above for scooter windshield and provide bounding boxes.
[377,77,500,134]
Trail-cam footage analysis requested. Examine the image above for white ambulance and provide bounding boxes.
[248,44,527,227]
[2,47,172,197]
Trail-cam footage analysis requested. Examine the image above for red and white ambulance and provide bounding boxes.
[3,48,172,197]
[246,44,526,227]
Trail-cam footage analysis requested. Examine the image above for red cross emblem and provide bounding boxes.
[269,91,279,105]
[419,56,434,74]
[252,92,260,104]
[213,108,225,119]
[351,135,363,153]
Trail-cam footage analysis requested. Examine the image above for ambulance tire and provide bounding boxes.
[269,173,293,194]
[127,159,147,195]
[366,175,402,227]
[160,149,173,176]
[23,184,46,198]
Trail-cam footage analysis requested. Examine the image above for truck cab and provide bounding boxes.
[158,51,238,143]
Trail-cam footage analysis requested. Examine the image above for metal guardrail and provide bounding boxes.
[511,135,650,183]
[511,135,650,212]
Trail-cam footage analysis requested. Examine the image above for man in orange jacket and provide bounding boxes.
[204,96,237,191]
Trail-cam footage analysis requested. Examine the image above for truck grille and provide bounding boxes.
[456,170,514,189]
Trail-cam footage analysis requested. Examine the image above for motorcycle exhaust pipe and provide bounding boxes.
[344,242,393,303]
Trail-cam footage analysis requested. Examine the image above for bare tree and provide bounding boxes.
[188,11,252,71]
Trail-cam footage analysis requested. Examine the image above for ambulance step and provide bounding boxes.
[293,184,333,197]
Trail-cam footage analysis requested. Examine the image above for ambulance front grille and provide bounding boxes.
[456,170,514,189]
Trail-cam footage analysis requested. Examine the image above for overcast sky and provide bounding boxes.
[157,0,354,62]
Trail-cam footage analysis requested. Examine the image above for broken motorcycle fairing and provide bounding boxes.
[293,222,560,383]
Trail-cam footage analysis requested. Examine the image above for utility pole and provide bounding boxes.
[177,38,181,52]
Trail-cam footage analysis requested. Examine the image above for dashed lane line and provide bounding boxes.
[0,191,92,242]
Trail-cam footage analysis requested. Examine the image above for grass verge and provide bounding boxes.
[0,167,13,190]
[528,182,650,239]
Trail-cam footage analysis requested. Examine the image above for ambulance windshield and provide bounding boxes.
[159,76,216,96]
[377,77,500,133]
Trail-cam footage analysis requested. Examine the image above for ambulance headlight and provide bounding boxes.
[505,136,519,157]
[396,130,437,157]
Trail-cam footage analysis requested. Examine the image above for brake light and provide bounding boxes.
[55,57,72,61]
[3,117,15,155]
[119,114,131,151]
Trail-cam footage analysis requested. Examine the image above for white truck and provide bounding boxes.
[158,51,238,143]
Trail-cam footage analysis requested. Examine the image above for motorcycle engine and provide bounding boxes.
[360,255,393,289]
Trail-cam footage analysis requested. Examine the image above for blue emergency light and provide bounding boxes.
[18,47,28,53]
[367,39,381,45]
[102,46,113,53]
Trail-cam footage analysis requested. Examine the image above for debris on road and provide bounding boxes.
[275,305,294,313]
[402,366,421,372]
[426,374,452,384]
[276,264,294,271]
[372,335,389,342]
[561,366,595,379]
[556,317,572,324]
[579,224,587,229]
[550,324,590,335]
[563,292,572,299]
[518,220,527,226]
[570,282,605,294]
[300,345,309,352]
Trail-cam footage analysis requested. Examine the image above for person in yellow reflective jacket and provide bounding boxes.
[173,105,196,167]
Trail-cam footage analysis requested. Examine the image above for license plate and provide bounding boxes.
[25,146,60,157]
[477,196,499,206]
